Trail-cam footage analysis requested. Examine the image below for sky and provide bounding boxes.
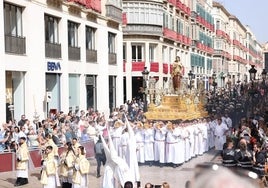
[218,0,268,44]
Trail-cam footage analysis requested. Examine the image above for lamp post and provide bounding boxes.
[249,65,257,81]
[188,70,194,90]
[142,67,149,112]
[212,72,217,95]
[248,65,257,116]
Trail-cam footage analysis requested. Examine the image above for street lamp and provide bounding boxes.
[142,66,149,112]
[249,65,257,81]
[188,70,194,90]
[248,65,257,116]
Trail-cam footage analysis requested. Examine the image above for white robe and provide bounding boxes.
[176,127,185,164]
[154,127,167,163]
[110,126,124,156]
[144,128,154,161]
[165,129,180,164]
[214,122,229,150]
[16,161,28,178]
[125,116,140,183]
[135,128,145,163]
[182,127,191,162]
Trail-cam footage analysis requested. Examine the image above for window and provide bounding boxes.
[4,3,23,36]
[132,44,143,62]
[45,15,59,43]
[216,20,220,30]
[123,44,126,61]
[109,76,116,112]
[86,26,95,50]
[149,44,156,62]
[108,32,116,53]
[169,48,173,63]
[162,46,167,63]
[68,21,79,47]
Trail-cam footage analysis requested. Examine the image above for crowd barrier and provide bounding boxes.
[0,140,95,173]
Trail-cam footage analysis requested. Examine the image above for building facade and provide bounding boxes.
[1,0,124,122]
[122,0,264,102]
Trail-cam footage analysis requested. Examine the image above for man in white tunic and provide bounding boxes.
[182,122,191,162]
[143,122,154,166]
[110,120,124,156]
[165,122,180,168]
[154,121,167,167]
[134,121,145,164]
[214,117,229,151]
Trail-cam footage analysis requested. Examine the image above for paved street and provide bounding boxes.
[0,149,220,188]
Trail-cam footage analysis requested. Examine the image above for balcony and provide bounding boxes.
[45,42,61,59]
[68,46,80,61]
[132,62,145,71]
[5,34,26,54]
[163,63,169,74]
[191,11,198,21]
[109,53,117,65]
[150,62,159,72]
[106,4,122,23]
[213,49,224,56]
[123,25,162,36]
[67,0,101,13]
[163,28,177,41]
[86,49,97,63]
[168,0,176,6]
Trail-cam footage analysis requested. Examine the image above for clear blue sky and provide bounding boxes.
[218,0,268,44]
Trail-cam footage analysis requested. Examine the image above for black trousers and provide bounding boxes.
[96,154,106,175]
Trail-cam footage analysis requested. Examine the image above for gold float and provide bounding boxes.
[145,93,208,121]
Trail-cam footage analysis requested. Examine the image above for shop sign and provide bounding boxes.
[47,61,61,71]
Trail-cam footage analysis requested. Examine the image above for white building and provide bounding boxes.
[0,0,124,122]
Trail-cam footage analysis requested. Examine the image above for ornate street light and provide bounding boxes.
[249,65,257,81]
[248,65,257,116]
[188,70,194,90]
[141,67,149,112]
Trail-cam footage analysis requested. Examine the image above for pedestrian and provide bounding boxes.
[59,142,76,188]
[72,146,90,188]
[235,138,253,171]
[94,136,106,178]
[221,137,236,168]
[40,145,60,188]
[124,181,133,188]
[161,181,170,188]
[14,137,29,186]
[144,182,153,188]
[214,117,229,151]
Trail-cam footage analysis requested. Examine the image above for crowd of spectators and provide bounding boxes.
[0,99,146,153]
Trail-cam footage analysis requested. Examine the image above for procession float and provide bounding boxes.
[145,56,208,121]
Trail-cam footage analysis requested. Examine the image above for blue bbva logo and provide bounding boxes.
[47,62,61,71]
